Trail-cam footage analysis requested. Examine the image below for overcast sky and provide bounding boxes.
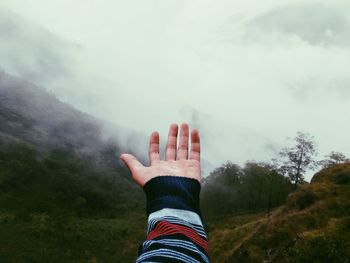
[1,0,350,179]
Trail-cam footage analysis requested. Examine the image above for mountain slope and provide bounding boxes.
[0,71,122,170]
[0,71,148,262]
[208,163,350,262]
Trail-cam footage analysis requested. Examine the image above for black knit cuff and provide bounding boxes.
[143,176,201,217]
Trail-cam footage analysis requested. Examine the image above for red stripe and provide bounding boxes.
[147,220,208,251]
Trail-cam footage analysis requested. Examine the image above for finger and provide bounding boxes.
[149,131,160,165]
[120,153,144,174]
[177,123,189,160]
[190,128,200,162]
[165,123,178,161]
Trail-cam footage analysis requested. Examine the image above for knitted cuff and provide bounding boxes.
[143,175,201,217]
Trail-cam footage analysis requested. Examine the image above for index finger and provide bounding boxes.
[149,131,160,165]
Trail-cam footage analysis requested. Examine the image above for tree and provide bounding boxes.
[243,162,293,213]
[318,151,349,168]
[204,161,243,187]
[201,162,243,216]
[278,132,317,186]
[201,161,294,218]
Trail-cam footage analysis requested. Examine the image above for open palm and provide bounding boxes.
[120,123,202,187]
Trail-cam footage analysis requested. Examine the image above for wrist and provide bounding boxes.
[143,175,201,217]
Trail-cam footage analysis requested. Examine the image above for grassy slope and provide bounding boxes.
[0,142,147,263]
[207,212,271,262]
[207,164,350,263]
[0,213,146,263]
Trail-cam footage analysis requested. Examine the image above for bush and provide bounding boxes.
[296,190,317,210]
[333,170,350,185]
[287,187,317,210]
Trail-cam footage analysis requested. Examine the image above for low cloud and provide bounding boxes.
[246,2,350,47]
[285,76,350,102]
[1,1,350,180]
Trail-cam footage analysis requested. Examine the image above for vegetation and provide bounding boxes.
[318,151,350,168]
[2,138,349,262]
[0,142,146,262]
[201,162,294,219]
[276,132,318,186]
[208,163,350,262]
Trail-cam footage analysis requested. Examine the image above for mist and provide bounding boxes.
[1,0,350,179]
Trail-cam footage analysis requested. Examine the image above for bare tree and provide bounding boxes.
[279,132,317,186]
[318,151,349,168]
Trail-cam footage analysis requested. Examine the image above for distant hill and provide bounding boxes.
[208,163,350,262]
[0,71,214,175]
[0,70,126,170]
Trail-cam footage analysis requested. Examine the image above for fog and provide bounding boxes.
[1,0,350,179]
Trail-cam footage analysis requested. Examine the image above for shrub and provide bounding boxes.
[296,190,317,210]
[333,170,350,185]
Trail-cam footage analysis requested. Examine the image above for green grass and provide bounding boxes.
[0,213,147,263]
[207,212,269,262]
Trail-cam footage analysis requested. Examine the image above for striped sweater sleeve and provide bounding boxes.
[136,175,209,263]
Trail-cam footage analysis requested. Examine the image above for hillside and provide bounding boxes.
[0,71,148,262]
[207,163,350,262]
[0,141,148,262]
[0,71,125,170]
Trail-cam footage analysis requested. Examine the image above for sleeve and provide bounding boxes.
[136,175,210,263]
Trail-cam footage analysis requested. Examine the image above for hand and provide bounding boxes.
[120,123,202,187]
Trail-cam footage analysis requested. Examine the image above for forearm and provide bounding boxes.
[136,175,209,263]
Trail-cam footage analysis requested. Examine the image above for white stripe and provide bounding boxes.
[148,208,203,226]
[142,239,209,263]
[148,216,204,229]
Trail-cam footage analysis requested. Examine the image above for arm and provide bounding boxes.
[120,123,209,263]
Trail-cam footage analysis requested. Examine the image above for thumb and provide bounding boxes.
[120,153,144,174]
